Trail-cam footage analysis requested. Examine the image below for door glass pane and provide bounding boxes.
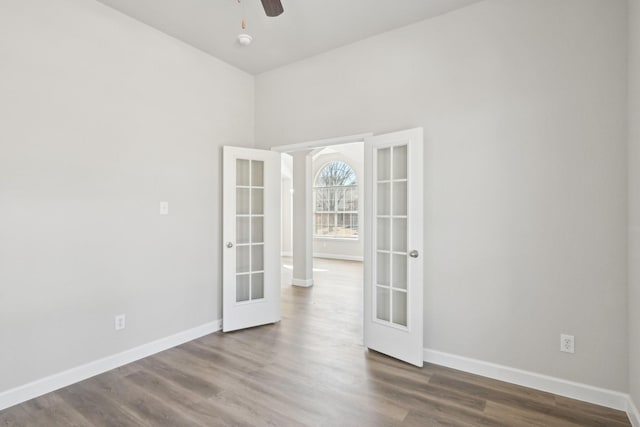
[251,160,264,187]
[377,252,390,286]
[393,182,407,216]
[392,218,407,253]
[251,244,264,271]
[251,216,264,243]
[393,145,407,180]
[237,188,250,215]
[237,159,250,186]
[377,183,390,215]
[392,254,407,289]
[251,273,264,299]
[236,217,250,244]
[251,189,264,214]
[236,245,250,273]
[377,148,391,181]
[376,286,390,322]
[392,290,407,326]
[236,274,250,302]
[377,218,390,251]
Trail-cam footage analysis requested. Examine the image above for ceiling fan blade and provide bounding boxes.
[260,0,283,17]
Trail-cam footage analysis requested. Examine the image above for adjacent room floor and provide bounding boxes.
[0,258,631,426]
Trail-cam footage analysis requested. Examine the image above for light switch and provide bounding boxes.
[160,201,169,215]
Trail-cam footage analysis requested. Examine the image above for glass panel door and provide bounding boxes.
[375,145,408,327]
[235,159,265,303]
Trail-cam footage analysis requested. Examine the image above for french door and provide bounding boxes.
[364,128,424,367]
[222,146,281,332]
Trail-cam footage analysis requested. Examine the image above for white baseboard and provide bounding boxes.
[628,396,640,427]
[292,278,314,287]
[0,319,222,412]
[424,348,630,413]
[313,253,364,262]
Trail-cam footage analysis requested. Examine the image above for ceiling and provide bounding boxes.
[96,0,482,75]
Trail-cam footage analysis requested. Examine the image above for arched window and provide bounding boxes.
[313,161,358,238]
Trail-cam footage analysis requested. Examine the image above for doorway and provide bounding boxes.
[280,142,365,342]
[223,129,424,366]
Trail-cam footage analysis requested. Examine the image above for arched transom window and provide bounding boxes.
[313,161,358,238]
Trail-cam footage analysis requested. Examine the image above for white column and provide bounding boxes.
[291,150,313,287]
[281,177,293,256]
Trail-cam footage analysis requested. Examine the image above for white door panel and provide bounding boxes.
[223,146,281,332]
[364,128,424,366]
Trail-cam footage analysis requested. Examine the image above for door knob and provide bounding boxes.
[226,242,234,248]
[409,250,419,258]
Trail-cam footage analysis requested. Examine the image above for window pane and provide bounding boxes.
[251,273,264,299]
[393,218,407,253]
[315,189,323,211]
[251,216,263,243]
[377,183,390,216]
[251,160,264,187]
[251,189,263,215]
[313,161,358,239]
[236,274,250,302]
[392,254,407,290]
[392,290,407,326]
[236,246,250,273]
[377,148,391,181]
[377,252,390,286]
[237,217,250,244]
[315,161,357,187]
[236,159,250,186]
[376,286,390,322]
[237,188,250,215]
[393,181,407,216]
[377,218,390,251]
[328,188,336,211]
[393,145,407,180]
[252,244,264,271]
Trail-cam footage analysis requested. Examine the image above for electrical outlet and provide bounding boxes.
[115,314,126,331]
[560,334,574,353]
[159,201,169,215]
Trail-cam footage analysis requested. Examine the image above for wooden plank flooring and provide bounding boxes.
[0,258,631,426]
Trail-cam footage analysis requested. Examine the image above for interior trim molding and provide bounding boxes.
[270,132,373,153]
[292,278,314,287]
[423,348,630,413]
[627,397,640,427]
[0,319,222,412]
[281,251,293,257]
[313,253,364,262]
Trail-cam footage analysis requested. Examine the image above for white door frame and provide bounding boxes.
[270,133,373,153]
[270,129,425,367]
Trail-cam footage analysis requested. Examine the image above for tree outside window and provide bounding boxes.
[313,161,358,238]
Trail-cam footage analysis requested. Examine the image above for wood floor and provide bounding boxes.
[0,258,631,426]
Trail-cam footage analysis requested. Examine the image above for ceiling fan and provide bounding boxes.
[260,0,284,17]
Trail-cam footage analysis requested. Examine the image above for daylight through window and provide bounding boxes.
[313,161,358,238]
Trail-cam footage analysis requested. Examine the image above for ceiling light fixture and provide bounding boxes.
[238,33,253,46]
[236,0,252,46]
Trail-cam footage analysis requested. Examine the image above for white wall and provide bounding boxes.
[629,0,640,411]
[255,0,628,391]
[0,0,253,393]
[312,143,364,260]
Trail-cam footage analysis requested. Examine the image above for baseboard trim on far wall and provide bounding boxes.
[313,253,364,262]
[627,397,640,427]
[423,348,631,413]
[0,319,222,412]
